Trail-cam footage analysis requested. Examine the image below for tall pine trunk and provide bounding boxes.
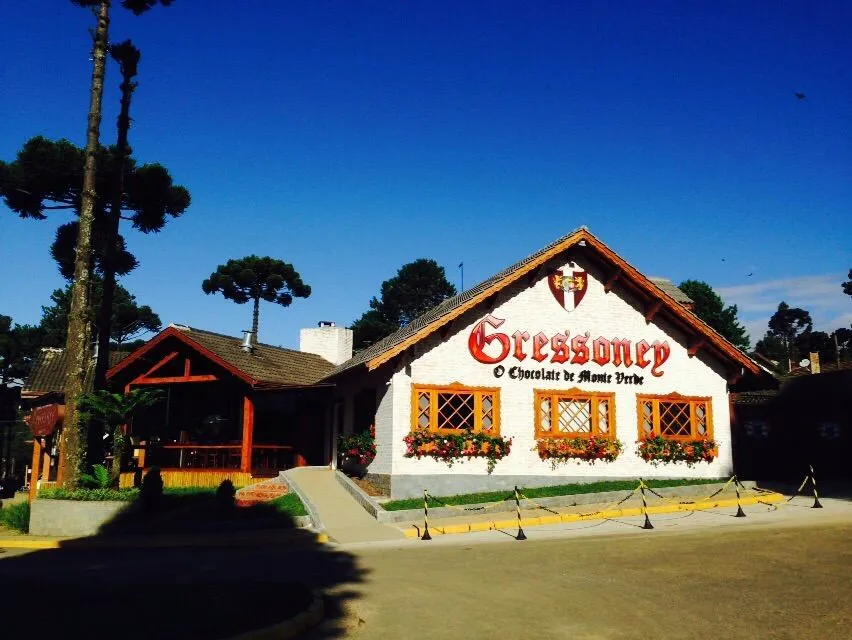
[94,42,139,392]
[61,1,110,489]
[251,296,260,342]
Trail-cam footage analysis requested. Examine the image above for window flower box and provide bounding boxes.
[403,428,512,473]
[535,436,623,467]
[636,436,717,466]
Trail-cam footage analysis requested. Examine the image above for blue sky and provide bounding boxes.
[1,1,850,348]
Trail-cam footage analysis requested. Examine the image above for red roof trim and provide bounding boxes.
[106,326,257,386]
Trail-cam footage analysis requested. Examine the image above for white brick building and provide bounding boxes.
[322,228,759,498]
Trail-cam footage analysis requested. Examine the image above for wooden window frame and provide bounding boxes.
[534,388,616,439]
[636,393,713,442]
[411,383,500,435]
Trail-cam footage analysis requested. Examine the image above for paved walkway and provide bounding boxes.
[284,467,404,544]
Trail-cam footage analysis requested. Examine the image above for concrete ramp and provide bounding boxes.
[282,467,405,544]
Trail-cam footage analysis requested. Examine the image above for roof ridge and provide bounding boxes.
[178,325,315,358]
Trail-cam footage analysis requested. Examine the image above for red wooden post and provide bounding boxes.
[29,438,42,503]
[240,394,254,473]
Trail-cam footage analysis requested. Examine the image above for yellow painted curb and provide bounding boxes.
[0,531,329,550]
[0,538,62,549]
[402,493,786,538]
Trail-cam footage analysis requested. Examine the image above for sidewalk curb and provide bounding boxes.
[401,492,786,538]
[0,529,329,550]
[226,589,324,640]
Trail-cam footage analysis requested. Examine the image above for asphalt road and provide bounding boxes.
[1,500,850,639]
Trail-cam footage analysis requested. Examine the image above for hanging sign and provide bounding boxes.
[26,404,65,437]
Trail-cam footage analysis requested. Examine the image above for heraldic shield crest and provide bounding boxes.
[548,262,587,312]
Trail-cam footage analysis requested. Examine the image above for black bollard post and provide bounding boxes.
[422,489,432,540]
[809,465,823,509]
[515,486,527,540]
[640,479,654,530]
[734,476,746,518]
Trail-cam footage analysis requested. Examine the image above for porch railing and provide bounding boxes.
[139,443,294,472]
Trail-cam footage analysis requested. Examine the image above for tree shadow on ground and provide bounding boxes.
[0,495,366,639]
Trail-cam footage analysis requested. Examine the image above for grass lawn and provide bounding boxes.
[382,477,722,511]
[31,486,308,536]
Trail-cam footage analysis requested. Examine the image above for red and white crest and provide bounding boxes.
[548,263,587,312]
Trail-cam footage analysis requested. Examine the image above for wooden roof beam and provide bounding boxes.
[688,339,705,358]
[644,300,663,325]
[603,269,622,293]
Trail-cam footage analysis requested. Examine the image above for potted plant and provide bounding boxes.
[338,426,376,479]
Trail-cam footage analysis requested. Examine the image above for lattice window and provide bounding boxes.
[535,389,614,439]
[636,394,713,441]
[412,384,500,434]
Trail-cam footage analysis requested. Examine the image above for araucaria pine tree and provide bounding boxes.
[202,256,311,341]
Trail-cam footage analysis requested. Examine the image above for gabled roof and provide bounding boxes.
[23,348,129,397]
[324,226,760,380]
[107,325,334,388]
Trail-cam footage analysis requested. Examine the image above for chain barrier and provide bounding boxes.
[417,468,821,540]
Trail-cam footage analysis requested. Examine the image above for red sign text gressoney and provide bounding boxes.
[468,315,671,377]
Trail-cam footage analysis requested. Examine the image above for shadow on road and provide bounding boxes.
[0,497,367,639]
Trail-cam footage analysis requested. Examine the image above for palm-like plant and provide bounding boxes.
[78,388,164,484]
[202,256,311,341]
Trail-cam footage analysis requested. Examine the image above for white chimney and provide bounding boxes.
[241,330,254,352]
[300,321,353,365]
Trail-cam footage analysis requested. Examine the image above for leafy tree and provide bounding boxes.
[39,280,161,349]
[351,259,457,350]
[843,269,852,297]
[677,280,749,350]
[0,316,43,385]
[45,0,176,489]
[755,302,813,368]
[78,388,164,484]
[202,256,311,341]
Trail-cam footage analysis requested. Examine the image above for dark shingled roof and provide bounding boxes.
[106,325,334,388]
[175,326,335,387]
[648,278,693,305]
[24,349,129,395]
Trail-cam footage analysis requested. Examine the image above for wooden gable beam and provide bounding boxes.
[687,339,705,358]
[644,300,663,324]
[440,321,454,340]
[603,269,622,293]
[141,351,179,379]
[184,357,191,377]
[131,374,219,386]
[526,266,543,286]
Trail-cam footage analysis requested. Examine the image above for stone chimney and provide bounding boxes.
[299,321,353,365]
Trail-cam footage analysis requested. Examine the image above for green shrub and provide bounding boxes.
[0,501,31,533]
[79,464,112,489]
[39,487,140,501]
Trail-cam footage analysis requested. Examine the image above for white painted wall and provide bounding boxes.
[378,254,733,480]
[300,325,353,365]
